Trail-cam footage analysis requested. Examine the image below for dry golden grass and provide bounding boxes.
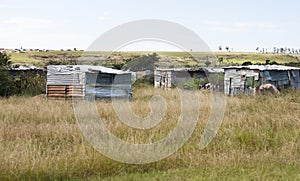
[0,88,299,180]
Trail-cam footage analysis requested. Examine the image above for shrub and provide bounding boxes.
[0,67,17,97]
[178,78,200,90]
[242,61,253,66]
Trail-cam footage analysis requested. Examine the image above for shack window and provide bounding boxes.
[245,76,258,88]
[97,74,113,84]
[86,73,113,84]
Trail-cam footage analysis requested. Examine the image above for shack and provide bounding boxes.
[154,68,224,90]
[224,65,300,95]
[46,65,132,99]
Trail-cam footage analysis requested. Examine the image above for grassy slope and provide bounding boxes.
[0,88,299,180]
[8,51,84,66]
[8,51,300,67]
[216,52,300,65]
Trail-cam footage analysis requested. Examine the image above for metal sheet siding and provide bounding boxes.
[224,69,258,95]
[85,84,131,98]
[290,70,300,89]
[85,73,132,98]
[46,65,132,99]
[47,73,82,85]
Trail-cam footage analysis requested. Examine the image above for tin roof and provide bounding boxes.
[47,65,130,74]
[205,68,224,73]
[223,65,300,71]
[155,67,224,73]
[155,67,204,71]
[9,65,44,71]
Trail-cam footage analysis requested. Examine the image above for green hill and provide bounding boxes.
[7,51,300,68]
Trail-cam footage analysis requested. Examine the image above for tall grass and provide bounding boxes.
[0,88,299,180]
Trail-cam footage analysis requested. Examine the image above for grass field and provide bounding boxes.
[215,52,300,65]
[7,51,300,67]
[0,87,299,180]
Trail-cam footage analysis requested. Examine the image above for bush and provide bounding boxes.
[0,68,17,97]
[0,52,46,97]
[13,71,46,96]
[178,78,200,90]
[242,61,253,66]
[0,52,15,97]
[270,61,279,65]
[132,76,154,89]
[0,52,11,66]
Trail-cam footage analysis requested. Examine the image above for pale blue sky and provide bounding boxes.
[0,0,299,51]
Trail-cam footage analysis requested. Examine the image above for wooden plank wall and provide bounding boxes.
[47,85,84,99]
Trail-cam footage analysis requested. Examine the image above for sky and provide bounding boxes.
[0,0,299,52]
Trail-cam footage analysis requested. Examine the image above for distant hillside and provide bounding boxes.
[122,53,159,71]
[215,52,300,65]
[7,51,300,68]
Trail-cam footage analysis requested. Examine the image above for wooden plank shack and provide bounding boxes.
[46,65,132,99]
[154,68,224,90]
[154,68,207,89]
[224,65,300,95]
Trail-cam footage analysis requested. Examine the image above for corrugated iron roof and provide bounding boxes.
[47,65,130,74]
[155,67,224,73]
[155,67,204,71]
[9,66,44,71]
[223,65,300,71]
[205,68,224,73]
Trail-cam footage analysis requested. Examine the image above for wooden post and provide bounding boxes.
[229,78,232,95]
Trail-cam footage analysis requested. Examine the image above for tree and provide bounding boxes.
[225,46,229,52]
[0,52,16,97]
[0,52,11,66]
[204,60,211,67]
[273,47,277,54]
[218,57,223,62]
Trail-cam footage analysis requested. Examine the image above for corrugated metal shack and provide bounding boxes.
[224,65,300,95]
[154,68,205,88]
[47,65,132,99]
[154,68,224,89]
